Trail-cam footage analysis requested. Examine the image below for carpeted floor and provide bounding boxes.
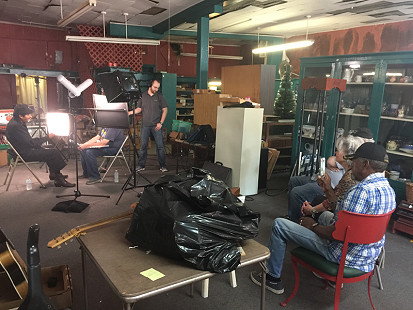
[0,147,412,310]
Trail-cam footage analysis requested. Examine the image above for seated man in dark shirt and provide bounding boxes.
[78,127,125,185]
[6,104,74,187]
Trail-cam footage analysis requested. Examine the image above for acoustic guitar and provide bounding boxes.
[18,224,55,310]
[47,210,133,248]
[0,228,28,299]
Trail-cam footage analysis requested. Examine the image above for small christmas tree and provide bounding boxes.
[274,61,296,119]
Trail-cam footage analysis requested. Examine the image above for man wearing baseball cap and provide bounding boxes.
[250,142,395,295]
[6,104,74,187]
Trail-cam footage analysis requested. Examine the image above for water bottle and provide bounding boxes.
[114,170,119,183]
[26,177,32,190]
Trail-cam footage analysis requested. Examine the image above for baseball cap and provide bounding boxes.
[14,104,33,116]
[344,142,388,163]
[353,127,373,140]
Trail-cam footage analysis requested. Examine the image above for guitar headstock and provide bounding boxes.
[47,228,82,248]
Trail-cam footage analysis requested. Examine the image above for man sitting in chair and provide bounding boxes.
[250,143,395,294]
[78,127,124,185]
[6,104,75,187]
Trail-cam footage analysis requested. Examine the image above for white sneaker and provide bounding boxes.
[160,167,168,172]
[137,166,145,172]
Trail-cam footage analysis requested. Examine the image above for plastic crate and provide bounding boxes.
[172,120,192,133]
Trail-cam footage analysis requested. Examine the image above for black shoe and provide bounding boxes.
[49,173,68,180]
[250,271,284,295]
[54,177,75,187]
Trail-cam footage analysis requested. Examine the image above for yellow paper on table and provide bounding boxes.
[140,268,165,281]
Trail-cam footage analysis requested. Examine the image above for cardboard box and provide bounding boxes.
[0,150,8,167]
[0,265,72,310]
[169,131,184,141]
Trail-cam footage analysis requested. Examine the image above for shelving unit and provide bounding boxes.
[176,77,196,123]
[263,121,294,169]
[294,51,413,188]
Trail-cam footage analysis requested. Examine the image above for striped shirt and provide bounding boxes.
[327,173,396,272]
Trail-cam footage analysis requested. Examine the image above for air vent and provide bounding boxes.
[140,6,166,15]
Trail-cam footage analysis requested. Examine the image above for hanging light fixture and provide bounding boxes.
[252,15,314,54]
[57,0,97,27]
[65,11,160,46]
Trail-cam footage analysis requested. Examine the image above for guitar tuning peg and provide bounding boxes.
[70,239,74,242]
[64,242,67,245]
[57,245,62,249]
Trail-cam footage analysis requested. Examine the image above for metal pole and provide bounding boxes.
[295,89,307,176]
[310,91,322,176]
[316,90,328,172]
[332,91,344,154]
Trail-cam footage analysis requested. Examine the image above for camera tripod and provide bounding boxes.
[116,101,152,205]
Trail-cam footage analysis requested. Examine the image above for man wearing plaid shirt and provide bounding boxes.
[250,142,396,295]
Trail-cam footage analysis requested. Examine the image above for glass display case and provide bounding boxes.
[293,51,413,185]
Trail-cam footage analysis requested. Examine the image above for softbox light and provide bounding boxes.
[46,113,71,136]
[98,70,141,102]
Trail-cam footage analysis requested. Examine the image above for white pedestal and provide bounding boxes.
[215,107,263,195]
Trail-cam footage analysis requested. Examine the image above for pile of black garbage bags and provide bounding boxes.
[125,168,260,273]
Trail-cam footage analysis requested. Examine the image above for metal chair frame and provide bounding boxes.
[281,209,394,310]
[98,136,130,182]
[3,138,47,191]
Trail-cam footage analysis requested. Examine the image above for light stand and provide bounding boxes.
[53,75,109,213]
[115,99,152,205]
[30,76,48,138]
[54,113,109,213]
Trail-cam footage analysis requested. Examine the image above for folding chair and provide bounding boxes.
[281,209,395,310]
[98,136,130,182]
[3,138,47,191]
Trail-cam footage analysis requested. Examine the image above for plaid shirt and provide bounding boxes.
[327,173,396,272]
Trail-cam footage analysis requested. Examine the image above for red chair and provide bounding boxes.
[281,209,394,310]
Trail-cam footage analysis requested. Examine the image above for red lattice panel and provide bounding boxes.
[78,25,143,72]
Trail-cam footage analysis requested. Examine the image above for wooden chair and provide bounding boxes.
[281,209,394,310]
[3,138,47,191]
[98,136,130,182]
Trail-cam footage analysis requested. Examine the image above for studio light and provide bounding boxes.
[65,36,161,46]
[57,0,97,28]
[252,40,314,54]
[46,113,70,136]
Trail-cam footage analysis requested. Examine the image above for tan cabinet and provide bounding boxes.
[221,64,276,114]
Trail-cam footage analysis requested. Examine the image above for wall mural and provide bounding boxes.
[286,19,413,74]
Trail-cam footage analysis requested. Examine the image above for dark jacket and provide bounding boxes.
[5,117,49,157]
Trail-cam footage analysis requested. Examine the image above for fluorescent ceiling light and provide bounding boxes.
[66,35,160,46]
[349,64,360,69]
[363,72,403,76]
[252,40,314,54]
[57,0,97,28]
[208,81,222,86]
[181,52,242,60]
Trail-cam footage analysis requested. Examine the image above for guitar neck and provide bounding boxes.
[48,210,133,248]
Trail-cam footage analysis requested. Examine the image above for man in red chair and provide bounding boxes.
[250,143,396,295]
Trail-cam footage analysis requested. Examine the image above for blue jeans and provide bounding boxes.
[80,147,118,180]
[266,218,337,278]
[288,176,324,223]
[138,126,166,168]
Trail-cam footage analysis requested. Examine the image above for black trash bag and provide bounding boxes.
[125,168,260,273]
